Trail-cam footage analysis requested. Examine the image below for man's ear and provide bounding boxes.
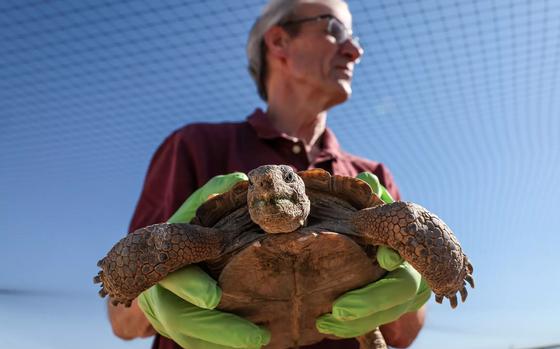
[263,26,290,61]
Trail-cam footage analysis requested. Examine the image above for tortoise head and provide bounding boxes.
[247,165,310,234]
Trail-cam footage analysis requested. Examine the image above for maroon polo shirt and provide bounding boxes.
[129,108,401,349]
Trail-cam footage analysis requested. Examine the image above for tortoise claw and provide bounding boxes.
[109,297,132,307]
[467,261,474,274]
[435,294,444,304]
[98,288,108,298]
[459,286,468,302]
[465,274,475,288]
[448,294,458,309]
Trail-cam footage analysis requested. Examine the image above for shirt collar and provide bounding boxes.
[247,108,284,139]
[247,108,342,160]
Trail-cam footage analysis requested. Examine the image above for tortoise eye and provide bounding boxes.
[284,171,296,183]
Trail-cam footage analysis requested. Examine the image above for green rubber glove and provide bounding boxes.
[355,171,396,205]
[138,172,271,349]
[315,172,432,338]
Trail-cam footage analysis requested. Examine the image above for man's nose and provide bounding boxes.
[340,38,364,63]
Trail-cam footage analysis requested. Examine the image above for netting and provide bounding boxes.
[1,1,560,346]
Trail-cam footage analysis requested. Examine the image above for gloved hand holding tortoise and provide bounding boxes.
[95,164,474,349]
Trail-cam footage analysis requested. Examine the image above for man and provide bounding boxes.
[108,0,428,348]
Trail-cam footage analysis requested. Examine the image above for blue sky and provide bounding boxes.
[1,0,559,348]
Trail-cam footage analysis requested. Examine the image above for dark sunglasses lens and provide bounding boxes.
[328,19,346,43]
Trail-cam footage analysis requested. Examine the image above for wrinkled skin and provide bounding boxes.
[247,165,310,234]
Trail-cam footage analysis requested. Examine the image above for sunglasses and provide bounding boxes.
[281,14,362,51]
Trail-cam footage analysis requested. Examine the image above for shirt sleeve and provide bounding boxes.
[128,130,198,233]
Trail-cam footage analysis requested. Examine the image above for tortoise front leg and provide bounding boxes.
[350,202,474,308]
[94,223,229,306]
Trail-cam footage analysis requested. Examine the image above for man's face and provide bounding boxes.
[282,1,362,105]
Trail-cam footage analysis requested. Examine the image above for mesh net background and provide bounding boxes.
[1,1,559,348]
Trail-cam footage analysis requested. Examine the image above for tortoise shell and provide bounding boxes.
[193,168,385,226]
[192,169,388,349]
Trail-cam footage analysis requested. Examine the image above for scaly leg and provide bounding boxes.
[95,223,250,306]
[351,202,474,308]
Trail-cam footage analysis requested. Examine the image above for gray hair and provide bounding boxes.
[247,0,301,101]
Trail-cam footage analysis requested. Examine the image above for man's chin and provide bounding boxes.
[328,81,352,105]
[338,79,353,95]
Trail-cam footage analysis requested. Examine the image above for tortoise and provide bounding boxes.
[95,164,474,349]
